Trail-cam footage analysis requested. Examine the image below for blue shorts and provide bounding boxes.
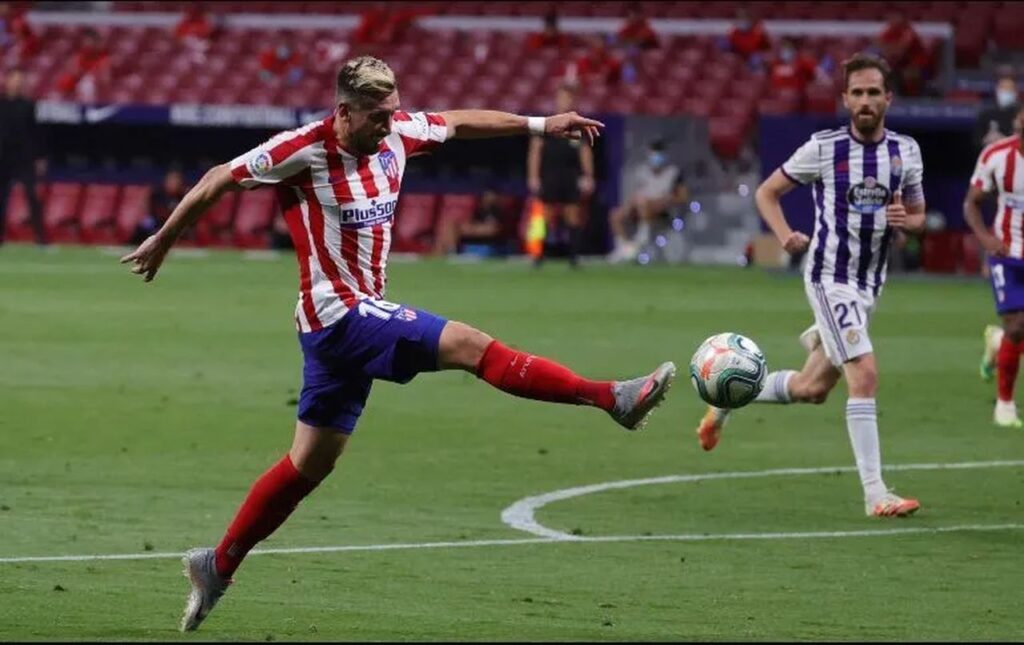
[988,257,1024,315]
[297,300,448,434]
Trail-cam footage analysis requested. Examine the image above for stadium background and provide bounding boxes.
[3,2,1024,641]
[3,0,1020,269]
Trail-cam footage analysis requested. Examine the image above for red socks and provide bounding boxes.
[475,340,615,411]
[997,335,1023,403]
[214,455,319,578]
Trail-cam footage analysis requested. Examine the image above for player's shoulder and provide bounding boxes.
[264,117,328,148]
[885,129,924,160]
[809,127,847,143]
[980,134,1021,163]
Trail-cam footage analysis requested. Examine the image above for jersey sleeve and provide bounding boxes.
[899,137,925,205]
[392,111,448,157]
[229,126,319,189]
[780,138,821,185]
[970,146,996,194]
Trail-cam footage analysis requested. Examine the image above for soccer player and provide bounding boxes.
[693,53,924,518]
[120,56,676,632]
[964,103,1024,427]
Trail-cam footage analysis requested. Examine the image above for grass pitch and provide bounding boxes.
[1,245,1022,641]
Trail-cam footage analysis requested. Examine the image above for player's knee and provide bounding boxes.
[1006,317,1024,343]
[804,382,831,404]
[439,321,494,372]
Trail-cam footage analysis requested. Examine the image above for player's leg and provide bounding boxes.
[696,341,842,451]
[562,202,584,267]
[995,310,1024,427]
[980,323,1004,382]
[20,170,46,246]
[988,256,1024,427]
[438,320,676,430]
[608,200,637,262]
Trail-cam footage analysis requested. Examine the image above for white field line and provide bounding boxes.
[2,460,1022,565]
[500,459,1024,539]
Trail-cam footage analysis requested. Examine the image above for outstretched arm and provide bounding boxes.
[120,163,239,282]
[440,110,604,145]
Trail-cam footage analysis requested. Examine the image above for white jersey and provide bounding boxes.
[229,111,448,332]
[970,135,1024,258]
[781,127,925,295]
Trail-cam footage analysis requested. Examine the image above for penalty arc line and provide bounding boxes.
[2,460,1023,565]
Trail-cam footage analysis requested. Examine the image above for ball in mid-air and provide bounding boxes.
[689,332,767,409]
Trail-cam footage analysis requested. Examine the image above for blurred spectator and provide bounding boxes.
[877,9,929,96]
[565,35,622,87]
[727,8,771,70]
[608,139,688,263]
[259,41,303,85]
[0,3,40,65]
[55,28,111,102]
[131,168,187,245]
[0,68,45,246]
[617,5,659,50]
[974,69,1020,150]
[174,6,218,66]
[768,38,820,100]
[527,10,572,51]
[432,190,507,257]
[527,84,595,268]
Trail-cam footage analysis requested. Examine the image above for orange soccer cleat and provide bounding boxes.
[866,492,921,518]
[696,405,730,451]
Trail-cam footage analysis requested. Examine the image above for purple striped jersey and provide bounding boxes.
[781,127,925,295]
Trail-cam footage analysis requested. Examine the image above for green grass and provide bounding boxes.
[1,245,1022,641]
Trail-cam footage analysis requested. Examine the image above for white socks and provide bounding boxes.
[755,370,795,403]
[846,398,887,501]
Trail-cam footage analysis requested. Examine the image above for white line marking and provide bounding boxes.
[2,460,1022,565]
[500,459,1024,539]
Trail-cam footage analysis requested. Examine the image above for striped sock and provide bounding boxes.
[846,398,887,501]
[755,370,796,403]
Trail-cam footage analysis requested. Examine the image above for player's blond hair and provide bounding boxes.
[336,56,397,108]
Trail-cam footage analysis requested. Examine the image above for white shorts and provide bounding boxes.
[804,281,877,367]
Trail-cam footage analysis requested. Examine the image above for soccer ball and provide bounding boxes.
[688,332,767,409]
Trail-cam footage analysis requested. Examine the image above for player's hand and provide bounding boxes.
[546,111,604,146]
[120,234,172,282]
[782,231,810,255]
[578,175,595,196]
[885,190,909,229]
[980,232,1009,258]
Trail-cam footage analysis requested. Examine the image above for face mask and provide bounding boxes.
[649,151,666,168]
[780,48,795,63]
[997,88,1018,109]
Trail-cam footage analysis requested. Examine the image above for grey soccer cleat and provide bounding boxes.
[180,547,231,632]
[610,361,677,430]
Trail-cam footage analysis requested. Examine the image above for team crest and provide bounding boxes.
[396,307,417,322]
[248,151,273,177]
[378,149,399,182]
[846,329,861,345]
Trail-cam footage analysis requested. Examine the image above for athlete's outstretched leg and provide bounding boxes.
[438,321,676,431]
[180,422,346,632]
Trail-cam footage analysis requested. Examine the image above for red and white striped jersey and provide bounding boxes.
[229,111,448,332]
[972,135,1024,258]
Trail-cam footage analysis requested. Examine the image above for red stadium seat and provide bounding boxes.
[78,184,122,244]
[42,182,84,244]
[233,188,279,249]
[194,191,238,248]
[708,117,747,160]
[434,193,479,237]
[113,184,152,243]
[3,182,48,243]
[392,193,438,253]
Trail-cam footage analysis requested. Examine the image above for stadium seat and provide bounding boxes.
[392,193,438,253]
[3,182,48,243]
[78,184,122,245]
[233,188,279,249]
[194,191,239,247]
[41,182,84,244]
[115,184,153,244]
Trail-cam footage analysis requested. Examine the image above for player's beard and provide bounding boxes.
[852,108,884,138]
